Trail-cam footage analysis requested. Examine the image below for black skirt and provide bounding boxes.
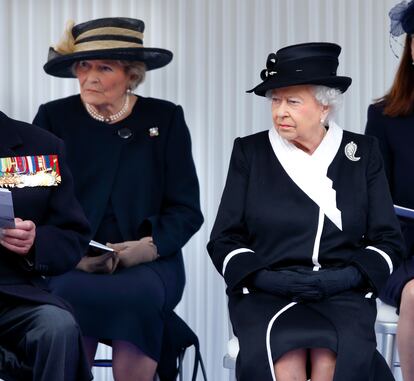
[49,262,182,362]
[379,217,414,311]
[228,289,393,381]
[380,256,414,312]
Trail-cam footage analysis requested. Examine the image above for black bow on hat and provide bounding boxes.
[247,42,352,97]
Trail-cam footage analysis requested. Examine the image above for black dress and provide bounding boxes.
[365,103,414,308]
[33,95,203,361]
[208,122,404,381]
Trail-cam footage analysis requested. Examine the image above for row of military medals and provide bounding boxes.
[0,155,61,188]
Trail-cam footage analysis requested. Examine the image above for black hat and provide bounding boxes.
[390,0,414,36]
[44,17,173,78]
[247,42,352,97]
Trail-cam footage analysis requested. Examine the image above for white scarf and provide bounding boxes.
[268,121,343,230]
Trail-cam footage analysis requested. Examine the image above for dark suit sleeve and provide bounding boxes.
[207,138,263,291]
[350,138,404,293]
[145,106,203,257]
[30,138,91,275]
[365,104,393,187]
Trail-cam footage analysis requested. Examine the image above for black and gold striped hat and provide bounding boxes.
[44,17,173,78]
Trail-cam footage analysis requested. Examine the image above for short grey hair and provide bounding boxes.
[71,60,146,90]
[118,60,146,90]
[265,85,343,123]
[312,85,343,123]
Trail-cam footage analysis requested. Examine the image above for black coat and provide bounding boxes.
[208,126,404,381]
[0,111,91,309]
[365,103,414,254]
[208,129,403,294]
[365,103,414,307]
[33,94,203,305]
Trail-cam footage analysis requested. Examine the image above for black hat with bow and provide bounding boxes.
[247,42,352,97]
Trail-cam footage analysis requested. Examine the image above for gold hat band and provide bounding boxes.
[76,27,144,43]
[74,40,143,52]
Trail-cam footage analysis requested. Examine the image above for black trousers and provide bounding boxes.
[0,301,92,381]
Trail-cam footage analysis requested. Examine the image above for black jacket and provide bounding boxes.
[0,111,91,309]
[33,95,203,303]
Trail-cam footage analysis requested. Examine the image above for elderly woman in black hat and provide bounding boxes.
[365,1,414,380]
[33,17,203,381]
[208,42,404,381]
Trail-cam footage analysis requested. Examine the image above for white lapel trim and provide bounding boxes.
[268,121,343,230]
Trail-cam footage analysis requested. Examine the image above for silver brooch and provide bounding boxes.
[344,141,361,161]
[149,127,159,137]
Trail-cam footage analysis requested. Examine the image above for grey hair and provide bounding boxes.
[71,60,146,90]
[118,61,146,90]
[265,85,343,123]
[312,85,343,123]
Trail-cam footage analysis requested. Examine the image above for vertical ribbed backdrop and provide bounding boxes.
[0,1,402,380]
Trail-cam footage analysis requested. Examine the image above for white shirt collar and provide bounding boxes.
[268,121,344,230]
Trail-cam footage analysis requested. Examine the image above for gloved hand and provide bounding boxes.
[76,251,119,274]
[252,266,363,302]
[106,237,158,268]
[295,266,363,300]
[251,269,321,300]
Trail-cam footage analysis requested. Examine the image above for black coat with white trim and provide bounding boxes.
[208,129,404,293]
[208,127,404,381]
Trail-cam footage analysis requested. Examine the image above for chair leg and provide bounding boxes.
[178,350,184,381]
[199,354,208,381]
[381,333,395,373]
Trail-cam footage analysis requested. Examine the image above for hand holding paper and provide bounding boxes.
[1,218,36,255]
[0,189,15,229]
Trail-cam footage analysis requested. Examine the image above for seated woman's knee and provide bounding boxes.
[402,279,414,303]
[275,348,307,378]
[311,348,336,373]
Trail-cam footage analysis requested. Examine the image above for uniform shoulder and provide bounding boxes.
[0,111,62,148]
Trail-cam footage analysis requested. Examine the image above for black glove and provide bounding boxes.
[251,269,320,299]
[252,266,363,302]
[295,266,363,299]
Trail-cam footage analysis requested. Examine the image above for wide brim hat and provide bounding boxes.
[44,17,173,78]
[247,42,352,97]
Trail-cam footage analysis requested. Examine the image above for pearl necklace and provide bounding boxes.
[85,94,130,123]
